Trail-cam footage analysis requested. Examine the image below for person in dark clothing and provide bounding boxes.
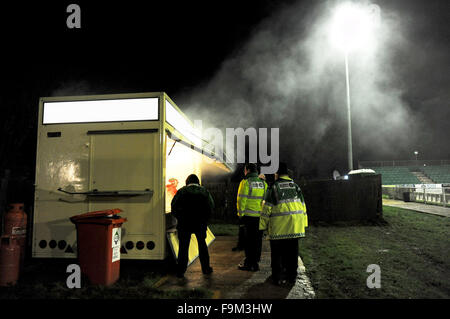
[171,174,215,278]
[232,219,245,251]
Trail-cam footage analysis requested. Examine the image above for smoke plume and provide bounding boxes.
[177,0,434,177]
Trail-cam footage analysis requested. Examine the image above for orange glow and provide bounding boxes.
[166,178,179,197]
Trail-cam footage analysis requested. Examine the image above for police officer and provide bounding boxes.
[232,173,267,252]
[236,163,268,271]
[260,162,308,285]
[231,218,245,252]
[171,174,215,278]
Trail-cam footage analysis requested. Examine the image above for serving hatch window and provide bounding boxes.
[42,98,159,124]
[165,136,202,213]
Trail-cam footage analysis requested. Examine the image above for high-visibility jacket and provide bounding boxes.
[259,175,308,240]
[237,172,268,217]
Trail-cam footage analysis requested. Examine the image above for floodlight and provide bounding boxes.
[328,2,381,171]
[330,2,379,53]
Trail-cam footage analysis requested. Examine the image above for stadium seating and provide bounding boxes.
[369,166,421,185]
[422,165,450,184]
[368,165,450,185]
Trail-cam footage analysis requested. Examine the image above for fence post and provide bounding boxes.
[443,187,447,208]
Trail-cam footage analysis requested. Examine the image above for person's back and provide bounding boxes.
[172,184,213,232]
[171,174,214,278]
[236,163,267,271]
[267,176,307,239]
[260,162,308,285]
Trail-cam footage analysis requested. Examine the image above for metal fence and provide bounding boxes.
[359,160,450,168]
[382,185,450,207]
[204,182,240,222]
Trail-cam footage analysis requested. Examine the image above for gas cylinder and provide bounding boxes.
[0,236,20,286]
[3,203,27,268]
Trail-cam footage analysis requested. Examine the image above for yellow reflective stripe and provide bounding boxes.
[270,210,305,217]
[278,198,303,204]
[276,202,304,213]
[238,194,264,199]
[243,209,261,214]
[270,233,305,240]
[268,212,308,239]
[242,209,261,216]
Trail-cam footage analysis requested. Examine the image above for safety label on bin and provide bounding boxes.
[112,228,121,263]
[12,227,26,235]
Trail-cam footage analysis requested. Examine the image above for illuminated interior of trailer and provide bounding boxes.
[164,100,232,264]
[165,133,232,264]
[165,131,233,213]
[165,136,202,212]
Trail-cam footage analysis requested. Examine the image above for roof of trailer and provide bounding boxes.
[40,92,232,171]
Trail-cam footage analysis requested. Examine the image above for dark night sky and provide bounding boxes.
[0,0,449,178]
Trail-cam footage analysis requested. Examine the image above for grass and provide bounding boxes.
[209,220,239,236]
[0,258,212,299]
[2,208,448,299]
[0,222,235,299]
[299,206,450,298]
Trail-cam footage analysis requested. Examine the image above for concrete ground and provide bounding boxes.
[156,236,315,299]
[383,199,450,217]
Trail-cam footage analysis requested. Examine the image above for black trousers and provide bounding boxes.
[270,238,299,281]
[242,216,263,266]
[177,229,210,275]
[236,217,246,249]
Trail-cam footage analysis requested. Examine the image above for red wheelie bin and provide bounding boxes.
[70,209,127,286]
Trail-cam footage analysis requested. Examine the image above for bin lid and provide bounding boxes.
[70,208,124,224]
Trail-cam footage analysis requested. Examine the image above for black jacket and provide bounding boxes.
[171,184,215,232]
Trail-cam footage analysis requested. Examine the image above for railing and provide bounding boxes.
[359,160,450,168]
[382,185,450,207]
[204,182,240,222]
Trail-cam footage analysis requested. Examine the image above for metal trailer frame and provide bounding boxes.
[33,92,230,260]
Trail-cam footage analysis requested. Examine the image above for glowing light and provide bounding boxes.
[43,98,159,124]
[329,2,380,53]
[166,100,202,147]
[165,138,201,212]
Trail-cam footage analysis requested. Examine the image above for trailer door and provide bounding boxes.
[88,130,163,258]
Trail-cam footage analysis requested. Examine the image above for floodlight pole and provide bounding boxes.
[344,50,353,171]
